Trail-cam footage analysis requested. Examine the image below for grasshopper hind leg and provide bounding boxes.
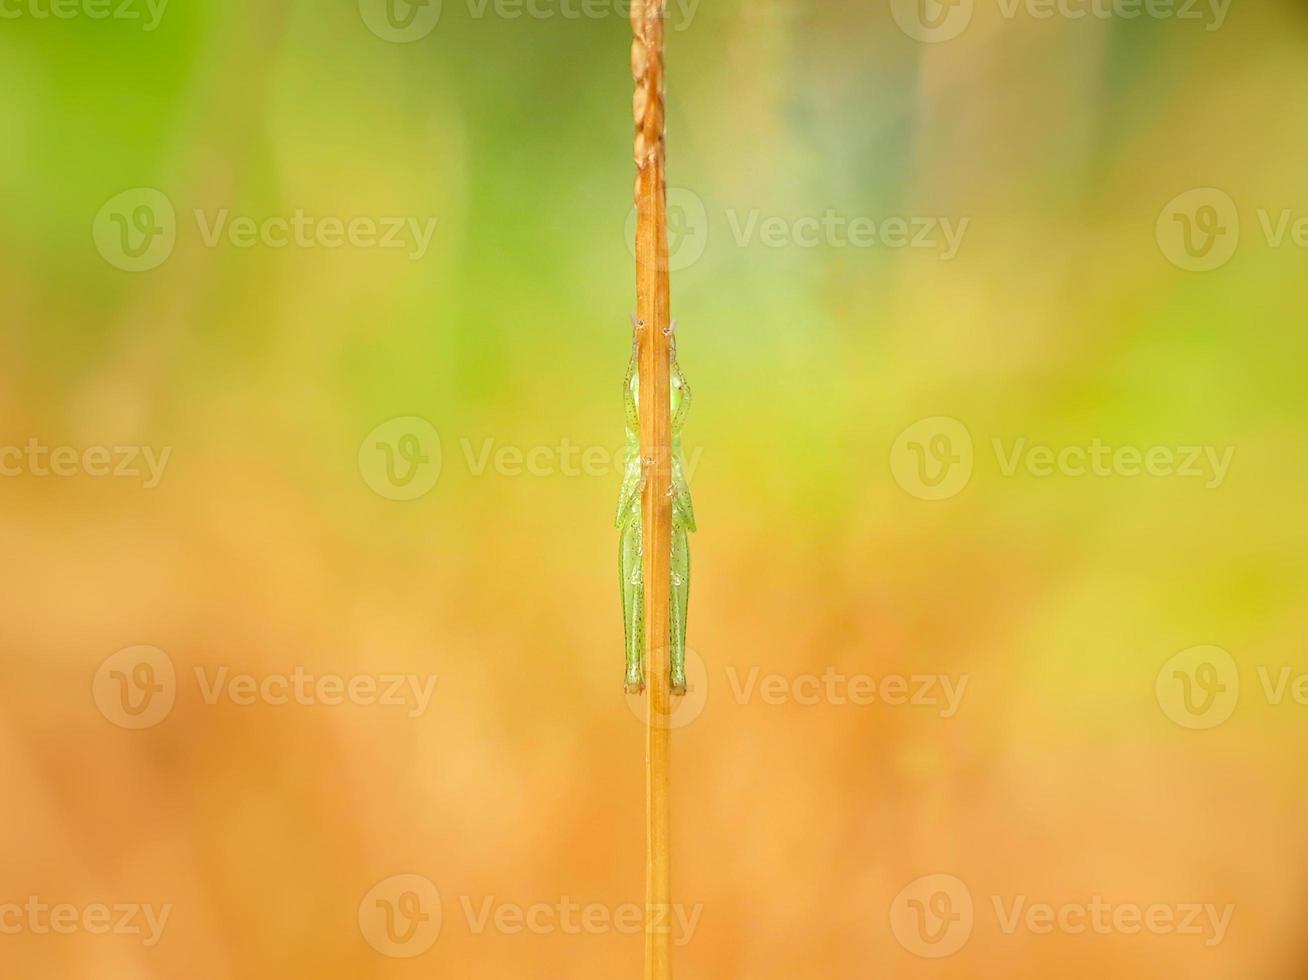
[620,514,645,694]
[669,522,690,695]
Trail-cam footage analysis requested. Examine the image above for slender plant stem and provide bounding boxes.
[632,2,672,977]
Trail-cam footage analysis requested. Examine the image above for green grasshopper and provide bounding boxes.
[618,315,695,696]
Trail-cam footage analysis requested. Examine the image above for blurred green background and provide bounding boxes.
[3,0,1308,976]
